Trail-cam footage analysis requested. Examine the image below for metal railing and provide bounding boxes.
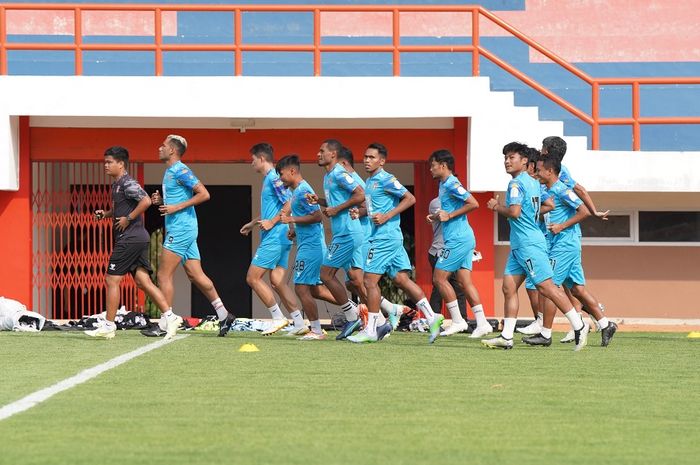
[1,3,699,150]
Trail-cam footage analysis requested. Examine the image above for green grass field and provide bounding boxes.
[1,330,698,465]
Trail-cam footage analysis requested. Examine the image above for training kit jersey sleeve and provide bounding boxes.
[350,171,372,237]
[559,164,577,189]
[547,180,584,251]
[438,174,474,242]
[112,173,149,244]
[162,161,200,232]
[290,180,323,248]
[365,169,407,241]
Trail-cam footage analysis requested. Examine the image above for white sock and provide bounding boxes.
[267,303,285,320]
[341,300,359,321]
[536,312,543,323]
[597,317,610,329]
[290,310,305,328]
[376,311,387,326]
[541,327,552,338]
[501,317,516,340]
[104,320,117,330]
[211,298,228,321]
[446,300,465,324]
[162,309,173,319]
[379,297,396,314]
[310,320,322,334]
[415,298,436,320]
[366,312,381,336]
[472,304,489,327]
[564,309,584,331]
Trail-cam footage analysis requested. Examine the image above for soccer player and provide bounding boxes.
[541,136,609,341]
[276,155,329,340]
[86,146,181,339]
[427,149,493,339]
[338,146,404,329]
[482,142,589,351]
[240,143,305,336]
[348,143,442,343]
[149,135,236,337]
[309,139,367,340]
[528,157,618,347]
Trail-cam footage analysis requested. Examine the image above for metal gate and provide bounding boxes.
[32,161,144,320]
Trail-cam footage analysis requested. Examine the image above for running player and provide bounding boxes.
[148,135,236,337]
[427,149,492,339]
[240,143,305,336]
[348,143,442,344]
[528,156,617,347]
[276,154,330,340]
[482,142,589,351]
[87,146,181,339]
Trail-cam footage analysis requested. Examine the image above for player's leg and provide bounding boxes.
[156,247,181,307]
[321,237,361,339]
[517,285,543,335]
[269,265,304,331]
[482,250,525,349]
[182,254,236,336]
[87,242,128,339]
[133,266,182,339]
[427,252,443,317]
[347,271,383,343]
[295,284,327,340]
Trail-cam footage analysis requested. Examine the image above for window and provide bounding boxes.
[639,211,700,242]
[580,214,633,242]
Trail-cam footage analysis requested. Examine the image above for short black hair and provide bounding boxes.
[502,142,530,159]
[104,146,129,165]
[542,136,567,161]
[367,142,388,159]
[428,149,455,172]
[539,156,561,175]
[250,142,274,162]
[338,146,354,167]
[275,154,301,174]
[526,147,541,167]
[323,139,343,154]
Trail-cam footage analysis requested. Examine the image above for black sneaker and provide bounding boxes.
[140,327,166,337]
[600,321,618,347]
[218,314,237,337]
[522,334,552,347]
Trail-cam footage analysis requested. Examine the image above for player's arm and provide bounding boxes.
[372,191,415,225]
[573,183,609,220]
[436,195,479,222]
[539,197,555,215]
[259,201,291,231]
[324,185,365,217]
[240,215,261,235]
[549,204,590,235]
[281,209,323,225]
[94,209,113,219]
[487,194,521,218]
[116,196,152,232]
[158,182,210,216]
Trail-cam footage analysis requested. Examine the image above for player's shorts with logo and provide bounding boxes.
[163,230,200,264]
[252,238,291,270]
[324,233,363,270]
[364,238,412,278]
[550,248,585,288]
[294,244,326,285]
[435,237,476,273]
[504,244,553,285]
[107,241,152,276]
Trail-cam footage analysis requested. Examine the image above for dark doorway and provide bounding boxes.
[145,184,252,318]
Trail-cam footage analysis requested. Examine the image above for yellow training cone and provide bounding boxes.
[687,332,700,339]
[238,343,260,352]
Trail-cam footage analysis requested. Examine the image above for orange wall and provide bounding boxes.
[0,117,32,306]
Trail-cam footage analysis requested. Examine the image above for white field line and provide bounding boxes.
[0,334,188,421]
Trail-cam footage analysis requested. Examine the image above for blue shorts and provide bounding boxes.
[435,238,475,273]
[344,238,369,279]
[163,230,200,265]
[550,248,586,288]
[252,239,291,270]
[294,244,325,285]
[525,276,536,290]
[364,238,412,279]
[504,245,552,286]
[323,233,362,270]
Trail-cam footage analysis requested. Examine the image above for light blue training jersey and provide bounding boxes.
[546,180,584,252]
[506,171,546,250]
[365,168,408,241]
[162,161,199,232]
[323,163,362,238]
[261,168,292,244]
[438,174,474,242]
[559,164,582,236]
[538,183,551,236]
[290,180,323,248]
[350,171,372,237]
